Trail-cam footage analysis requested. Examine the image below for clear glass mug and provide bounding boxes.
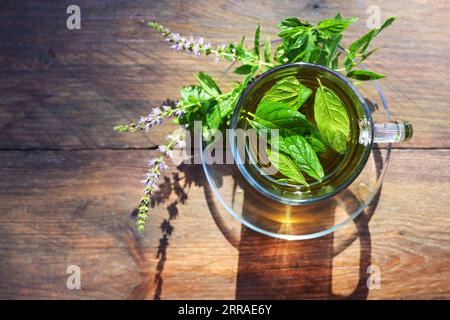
[230,62,413,205]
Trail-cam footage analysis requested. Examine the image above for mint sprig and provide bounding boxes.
[276,14,395,78]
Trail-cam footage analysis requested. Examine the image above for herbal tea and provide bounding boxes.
[239,69,362,194]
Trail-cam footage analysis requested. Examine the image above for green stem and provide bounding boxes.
[245,111,256,119]
[210,49,274,68]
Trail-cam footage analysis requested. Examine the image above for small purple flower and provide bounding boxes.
[158,161,168,170]
[215,44,226,63]
[174,108,185,117]
[158,145,167,153]
[138,115,148,124]
[172,33,180,42]
[171,42,184,51]
[153,116,163,125]
[141,174,156,187]
[157,145,172,157]
[193,44,201,56]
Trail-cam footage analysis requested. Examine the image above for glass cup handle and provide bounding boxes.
[373,121,413,143]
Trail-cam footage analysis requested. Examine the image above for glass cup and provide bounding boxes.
[230,62,412,205]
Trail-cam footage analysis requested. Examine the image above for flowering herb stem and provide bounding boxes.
[135,132,184,231]
[147,21,274,68]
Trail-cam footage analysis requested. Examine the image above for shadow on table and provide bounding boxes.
[234,189,379,300]
[126,161,206,300]
[206,146,384,300]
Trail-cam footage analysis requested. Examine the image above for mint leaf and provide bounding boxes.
[264,37,271,63]
[277,17,312,29]
[285,28,310,49]
[180,85,211,107]
[291,29,317,62]
[206,79,251,129]
[234,64,255,75]
[306,130,327,153]
[297,82,313,107]
[259,76,312,110]
[322,33,342,68]
[317,17,357,35]
[347,69,385,80]
[284,135,324,182]
[254,23,261,58]
[248,119,290,154]
[194,72,221,97]
[254,101,314,136]
[205,100,221,129]
[314,79,350,154]
[219,87,242,116]
[267,148,308,186]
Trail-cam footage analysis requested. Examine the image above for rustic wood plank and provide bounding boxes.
[0,149,448,299]
[0,0,449,149]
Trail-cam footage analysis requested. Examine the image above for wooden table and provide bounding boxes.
[0,0,449,299]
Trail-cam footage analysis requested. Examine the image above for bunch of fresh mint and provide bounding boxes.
[115,14,395,231]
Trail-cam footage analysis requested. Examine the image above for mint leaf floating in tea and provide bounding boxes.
[248,119,291,154]
[253,101,314,136]
[284,135,324,182]
[314,79,351,154]
[267,148,309,186]
[259,76,312,110]
[306,129,328,154]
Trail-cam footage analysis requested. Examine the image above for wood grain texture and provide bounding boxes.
[0,0,449,148]
[0,149,448,299]
[0,0,449,300]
